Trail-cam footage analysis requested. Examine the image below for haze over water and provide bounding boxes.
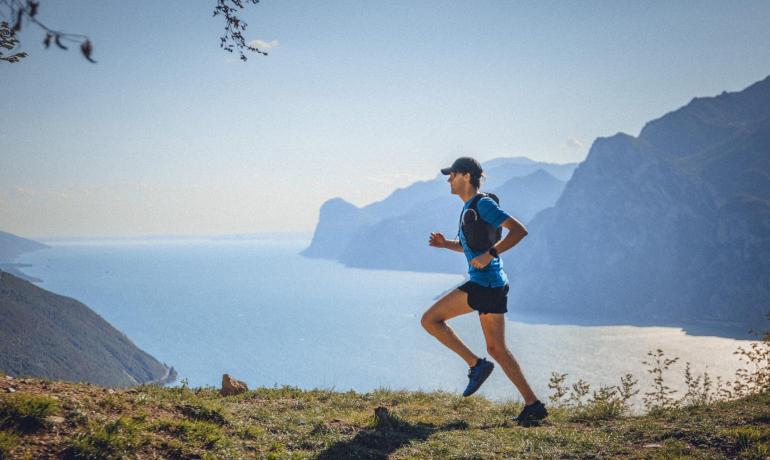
[18,236,752,410]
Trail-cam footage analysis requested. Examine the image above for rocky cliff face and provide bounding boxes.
[303,158,577,267]
[509,76,770,332]
[339,169,567,273]
[0,271,175,387]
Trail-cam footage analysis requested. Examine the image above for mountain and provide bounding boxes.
[0,230,49,282]
[0,230,48,261]
[0,270,176,387]
[508,75,770,334]
[303,158,577,262]
[338,169,568,272]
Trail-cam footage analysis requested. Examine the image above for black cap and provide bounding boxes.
[441,157,483,176]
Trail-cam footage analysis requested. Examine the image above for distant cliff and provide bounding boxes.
[0,231,47,261]
[0,270,175,387]
[303,157,577,267]
[338,169,568,273]
[509,75,770,333]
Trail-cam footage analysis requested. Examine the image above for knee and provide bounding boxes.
[420,313,440,332]
[486,343,507,359]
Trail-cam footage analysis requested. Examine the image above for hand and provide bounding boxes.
[429,232,448,248]
[470,253,493,269]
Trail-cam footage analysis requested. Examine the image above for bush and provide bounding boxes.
[548,373,638,421]
[65,417,146,460]
[0,393,59,433]
[154,418,225,450]
[642,349,680,412]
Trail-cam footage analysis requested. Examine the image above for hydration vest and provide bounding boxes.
[458,193,502,252]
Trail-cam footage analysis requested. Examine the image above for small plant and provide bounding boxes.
[548,372,638,420]
[0,393,59,433]
[715,376,733,401]
[680,362,714,406]
[548,372,569,405]
[642,349,680,412]
[733,320,770,397]
[567,379,591,408]
[618,373,639,405]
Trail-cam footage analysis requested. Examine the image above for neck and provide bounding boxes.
[458,187,479,203]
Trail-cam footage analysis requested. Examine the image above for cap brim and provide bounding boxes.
[440,167,453,175]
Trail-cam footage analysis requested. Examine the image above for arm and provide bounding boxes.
[428,232,465,253]
[494,217,528,255]
[469,217,528,269]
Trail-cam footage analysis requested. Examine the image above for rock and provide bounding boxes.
[6,387,15,393]
[107,389,115,394]
[220,374,248,396]
[46,416,66,424]
[643,444,662,448]
[5,375,13,380]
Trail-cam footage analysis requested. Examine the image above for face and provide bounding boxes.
[447,171,469,195]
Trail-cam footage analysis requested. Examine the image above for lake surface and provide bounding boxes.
[17,236,754,411]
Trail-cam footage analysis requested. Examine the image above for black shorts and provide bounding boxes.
[457,281,509,315]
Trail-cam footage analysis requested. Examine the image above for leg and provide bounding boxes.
[479,313,538,405]
[421,289,479,367]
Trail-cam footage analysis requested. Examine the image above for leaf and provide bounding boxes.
[43,33,52,48]
[28,1,39,18]
[80,39,96,63]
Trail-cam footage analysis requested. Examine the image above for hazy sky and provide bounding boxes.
[2,1,769,238]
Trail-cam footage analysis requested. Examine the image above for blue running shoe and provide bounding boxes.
[462,358,494,397]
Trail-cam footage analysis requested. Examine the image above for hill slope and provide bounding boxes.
[509,76,770,334]
[0,231,47,262]
[0,271,175,388]
[0,375,767,459]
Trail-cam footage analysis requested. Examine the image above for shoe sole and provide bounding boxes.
[515,417,546,427]
[462,363,494,397]
[515,411,548,427]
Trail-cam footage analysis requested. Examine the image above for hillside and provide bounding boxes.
[0,374,767,459]
[0,271,175,388]
[508,75,770,335]
[0,231,47,262]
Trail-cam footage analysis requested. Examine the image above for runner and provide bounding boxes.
[422,156,548,427]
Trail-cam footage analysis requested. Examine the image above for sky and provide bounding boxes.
[2,0,770,238]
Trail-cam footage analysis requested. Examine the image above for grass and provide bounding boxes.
[64,417,147,460]
[0,430,19,460]
[0,378,768,459]
[0,393,58,433]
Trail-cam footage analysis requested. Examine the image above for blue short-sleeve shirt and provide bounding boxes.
[458,195,512,287]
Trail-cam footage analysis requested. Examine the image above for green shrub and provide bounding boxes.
[723,426,770,458]
[154,418,225,450]
[0,393,59,433]
[733,318,770,397]
[643,349,680,412]
[176,401,227,425]
[65,417,146,460]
